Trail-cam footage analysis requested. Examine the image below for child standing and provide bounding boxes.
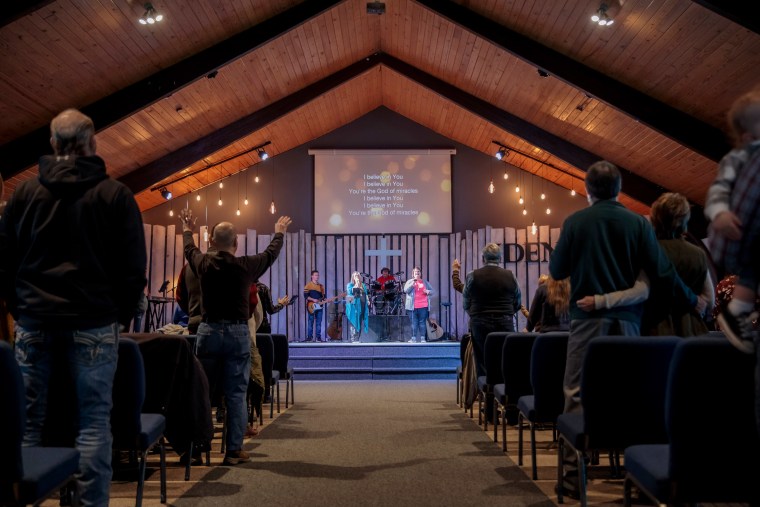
[705,88,760,353]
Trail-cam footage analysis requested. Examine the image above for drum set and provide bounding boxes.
[366,272,405,316]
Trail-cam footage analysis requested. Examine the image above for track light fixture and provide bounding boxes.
[591,3,614,26]
[138,3,163,25]
[159,187,172,200]
[495,148,507,160]
[258,149,269,161]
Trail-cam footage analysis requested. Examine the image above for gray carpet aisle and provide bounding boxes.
[176,380,553,506]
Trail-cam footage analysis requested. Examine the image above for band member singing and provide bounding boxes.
[346,271,370,343]
[304,270,326,342]
[404,266,434,343]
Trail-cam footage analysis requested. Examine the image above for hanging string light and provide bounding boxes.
[244,168,249,205]
[531,221,537,235]
[168,184,174,217]
[269,155,276,215]
[236,171,241,216]
[503,165,509,180]
[540,166,546,200]
[571,177,576,196]
[218,168,223,206]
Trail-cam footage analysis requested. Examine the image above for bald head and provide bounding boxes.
[210,222,237,253]
[50,109,95,156]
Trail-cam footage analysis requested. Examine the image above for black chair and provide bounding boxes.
[624,336,760,506]
[271,333,294,408]
[517,331,569,479]
[256,334,280,418]
[0,341,81,507]
[556,335,681,506]
[111,338,167,507]
[493,332,538,451]
[477,332,509,436]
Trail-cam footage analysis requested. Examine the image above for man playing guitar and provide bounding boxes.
[304,270,326,342]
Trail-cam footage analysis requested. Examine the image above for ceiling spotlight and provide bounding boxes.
[258,149,269,161]
[537,69,549,78]
[591,3,614,26]
[138,2,163,25]
[495,148,507,160]
[159,187,172,200]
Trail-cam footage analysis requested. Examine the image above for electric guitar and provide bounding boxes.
[307,292,347,314]
[426,318,444,341]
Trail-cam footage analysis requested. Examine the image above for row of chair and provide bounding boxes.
[0,338,166,507]
[460,332,760,506]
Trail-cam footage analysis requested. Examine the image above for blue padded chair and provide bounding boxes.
[493,332,538,451]
[256,334,280,418]
[517,331,569,479]
[456,333,471,408]
[111,338,167,507]
[623,336,760,506]
[556,335,681,506]
[0,341,81,507]
[271,333,294,408]
[477,332,509,436]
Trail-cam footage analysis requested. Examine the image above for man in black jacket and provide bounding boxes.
[0,108,147,506]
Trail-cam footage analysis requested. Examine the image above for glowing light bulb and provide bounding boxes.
[203,230,209,242]
[519,196,524,205]
[269,201,276,214]
[196,194,201,201]
[571,189,577,196]
[503,170,508,180]
[218,199,222,206]
[255,175,260,183]
[522,208,527,216]
[219,182,223,189]
[546,207,552,214]
[531,222,537,235]
[540,193,546,200]
[236,208,241,216]
[488,180,495,194]
[244,198,249,205]
[169,209,174,217]
[515,185,520,193]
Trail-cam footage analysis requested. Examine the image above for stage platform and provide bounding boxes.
[289,341,460,380]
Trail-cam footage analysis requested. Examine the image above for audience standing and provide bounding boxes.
[0,109,147,506]
[549,160,699,498]
[179,208,291,465]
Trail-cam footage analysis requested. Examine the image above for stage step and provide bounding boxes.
[289,342,460,380]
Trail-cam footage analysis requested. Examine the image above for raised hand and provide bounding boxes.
[275,216,292,234]
[179,208,196,231]
[452,258,461,271]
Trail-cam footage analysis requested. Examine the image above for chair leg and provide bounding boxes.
[577,448,588,507]
[518,413,524,464]
[136,451,147,507]
[557,437,565,504]
[623,477,633,507]
[276,380,281,414]
[159,439,167,504]
[184,441,193,481]
[285,377,290,409]
[530,421,537,480]
[290,376,294,406]
[269,384,274,419]
[493,404,498,442]
[502,407,507,453]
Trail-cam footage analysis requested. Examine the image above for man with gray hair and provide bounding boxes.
[0,108,147,505]
[463,243,521,379]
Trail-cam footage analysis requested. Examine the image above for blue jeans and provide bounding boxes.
[194,322,250,452]
[15,324,119,507]
[409,307,429,340]
[307,309,323,340]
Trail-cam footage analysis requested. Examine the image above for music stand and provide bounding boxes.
[158,280,170,297]
[441,301,453,341]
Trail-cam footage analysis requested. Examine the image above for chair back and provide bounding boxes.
[484,332,509,385]
[459,333,471,364]
[502,332,539,403]
[666,336,760,502]
[529,332,568,420]
[256,334,275,385]
[111,337,145,447]
[582,335,680,449]
[270,334,289,376]
[0,341,24,489]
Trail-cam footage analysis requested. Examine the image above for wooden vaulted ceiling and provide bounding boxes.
[1,0,760,217]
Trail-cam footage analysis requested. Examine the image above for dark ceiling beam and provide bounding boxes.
[379,53,667,208]
[690,1,760,35]
[413,0,730,162]
[0,0,346,182]
[0,1,54,29]
[118,54,382,193]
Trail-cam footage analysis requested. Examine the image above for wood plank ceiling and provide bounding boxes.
[1,0,759,217]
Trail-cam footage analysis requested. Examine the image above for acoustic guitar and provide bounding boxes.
[426,318,444,341]
[307,292,347,315]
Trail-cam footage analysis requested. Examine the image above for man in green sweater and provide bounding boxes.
[549,160,701,498]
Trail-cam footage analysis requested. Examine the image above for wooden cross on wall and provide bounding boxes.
[365,236,402,270]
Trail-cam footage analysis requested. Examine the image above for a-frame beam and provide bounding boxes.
[118,54,382,192]
[690,1,760,35]
[413,0,729,162]
[0,0,345,181]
